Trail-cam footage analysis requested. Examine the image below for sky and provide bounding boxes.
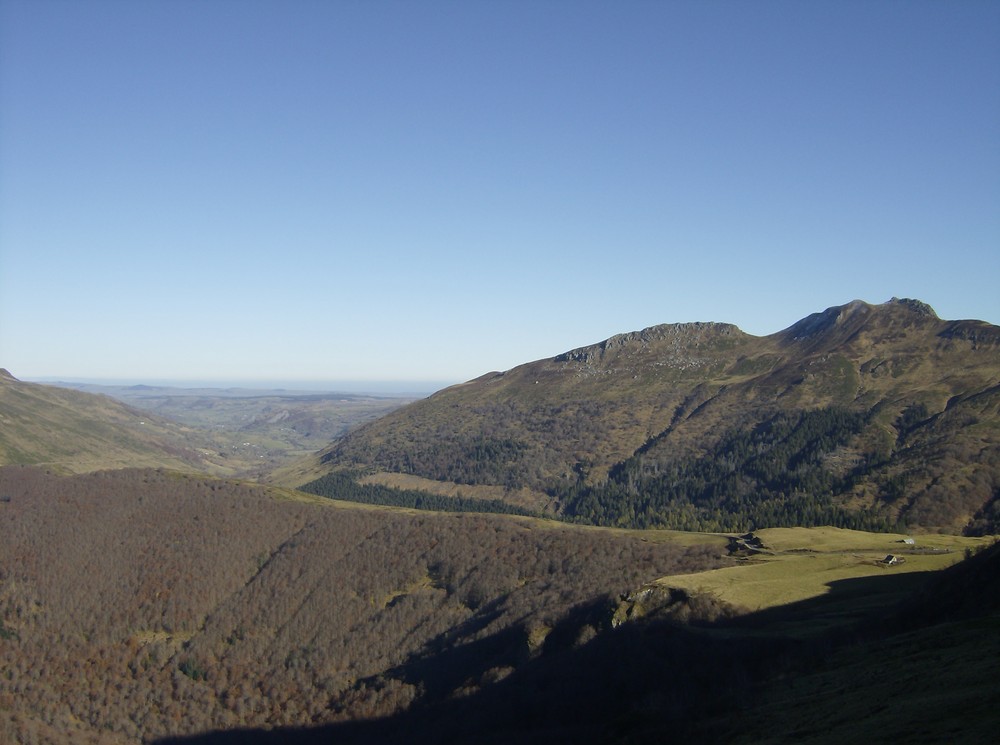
[1,0,998,389]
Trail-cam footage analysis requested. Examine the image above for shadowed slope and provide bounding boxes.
[152,542,1000,745]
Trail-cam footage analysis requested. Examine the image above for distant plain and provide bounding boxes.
[47,381,419,476]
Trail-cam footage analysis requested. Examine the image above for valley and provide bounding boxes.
[1,299,998,743]
[2,375,415,477]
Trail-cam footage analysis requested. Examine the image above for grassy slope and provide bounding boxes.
[0,371,232,475]
[688,538,1000,745]
[654,527,987,616]
[357,471,559,513]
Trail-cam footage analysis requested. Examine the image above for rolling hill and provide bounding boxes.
[0,373,413,477]
[50,381,415,476]
[0,370,232,475]
[300,299,1000,534]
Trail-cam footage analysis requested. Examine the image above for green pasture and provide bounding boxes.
[654,526,992,614]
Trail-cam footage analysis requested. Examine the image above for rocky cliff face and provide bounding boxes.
[556,322,746,365]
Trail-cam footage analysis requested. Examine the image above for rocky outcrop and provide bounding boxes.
[556,322,746,366]
[612,585,743,627]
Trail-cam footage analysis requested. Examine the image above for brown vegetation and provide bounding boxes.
[148,541,1000,745]
[0,466,723,744]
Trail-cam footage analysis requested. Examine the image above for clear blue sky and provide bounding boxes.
[2,0,998,387]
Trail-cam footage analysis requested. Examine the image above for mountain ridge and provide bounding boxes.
[303,298,1000,534]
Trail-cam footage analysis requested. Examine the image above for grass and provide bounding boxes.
[653,526,989,615]
[358,471,557,514]
[0,377,235,476]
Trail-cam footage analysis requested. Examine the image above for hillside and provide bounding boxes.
[688,538,1000,745]
[2,466,992,745]
[155,591,1000,745]
[302,299,1000,534]
[0,371,232,475]
[0,466,725,744]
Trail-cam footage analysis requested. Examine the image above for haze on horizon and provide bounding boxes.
[23,374,452,397]
[1,1,998,385]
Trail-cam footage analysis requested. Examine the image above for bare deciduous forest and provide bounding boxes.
[0,466,724,744]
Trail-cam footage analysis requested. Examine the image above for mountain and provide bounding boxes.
[300,299,1000,534]
[0,370,232,475]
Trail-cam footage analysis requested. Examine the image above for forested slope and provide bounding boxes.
[305,299,1000,533]
[0,467,724,744]
[154,530,1000,745]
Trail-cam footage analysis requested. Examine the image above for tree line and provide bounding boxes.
[300,469,536,516]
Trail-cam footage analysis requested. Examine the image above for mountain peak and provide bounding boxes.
[309,298,999,533]
[779,300,871,341]
[886,297,938,317]
[0,368,19,383]
[779,297,940,344]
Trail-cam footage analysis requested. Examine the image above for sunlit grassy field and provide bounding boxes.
[653,526,991,613]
